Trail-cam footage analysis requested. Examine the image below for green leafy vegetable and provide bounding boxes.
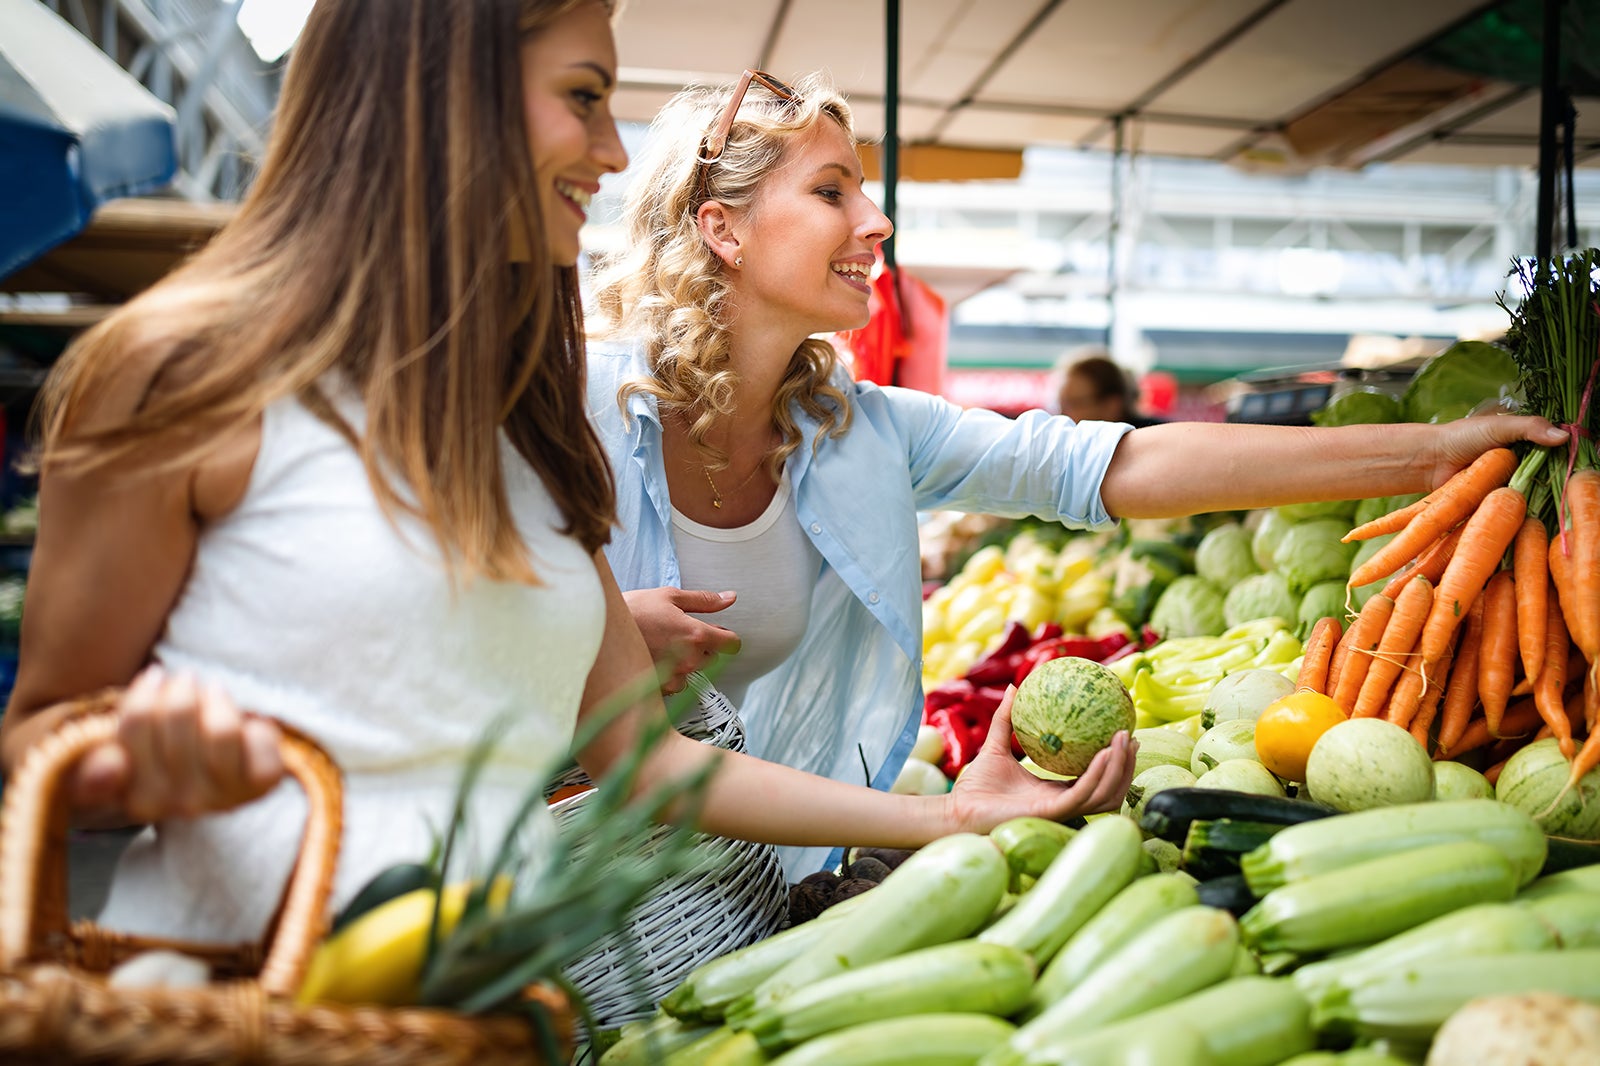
[1401,340,1520,423]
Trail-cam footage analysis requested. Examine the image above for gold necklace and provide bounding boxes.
[701,457,769,509]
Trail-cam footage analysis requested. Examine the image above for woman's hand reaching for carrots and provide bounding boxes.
[70,665,285,826]
[1421,414,1567,490]
[944,686,1138,832]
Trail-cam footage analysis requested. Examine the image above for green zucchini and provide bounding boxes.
[662,1025,741,1066]
[1314,948,1600,1042]
[1195,872,1257,916]
[993,976,1312,1066]
[1240,840,1520,955]
[1518,889,1600,947]
[599,1012,718,1064]
[765,1013,1015,1066]
[732,940,1032,1051]
[1516,860,1600,900]
[737,833,1007,1014]
[977,815,1143,965]
[660,891,867,1021]
[1180,817,1285,879]
[1025,873,1198,1017]
[1239,799,1547,894]
[990,817,1077,887]
[703,1030,767,1066]
[1004,907,1239,1061]
[1290,901,1556,1008]
[1185,817,1285,854]
[1139,787,1336,843]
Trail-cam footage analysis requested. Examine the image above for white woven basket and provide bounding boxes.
[547,676,787,1031]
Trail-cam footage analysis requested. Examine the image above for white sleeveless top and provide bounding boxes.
[671,474,822,708]
[98,391,604,942]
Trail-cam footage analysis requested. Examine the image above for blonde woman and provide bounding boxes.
[1,0,1141,947]
[586,71,1567,876]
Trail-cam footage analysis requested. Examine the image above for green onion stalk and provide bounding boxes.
[412,669,718,1057]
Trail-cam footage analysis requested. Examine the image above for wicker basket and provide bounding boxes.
[547,677,787,1031]
[0,692,572,1066]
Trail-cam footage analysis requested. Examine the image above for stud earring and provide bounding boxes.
[734,256,744,267]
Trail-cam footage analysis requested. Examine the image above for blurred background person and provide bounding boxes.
[1055,347,1161,427]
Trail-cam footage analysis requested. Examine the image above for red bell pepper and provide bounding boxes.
[924,685,1006,778]
[963,621,1035,686]
[1012,632,1133,685]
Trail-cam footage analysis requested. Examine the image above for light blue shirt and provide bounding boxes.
[587,341,1133,875]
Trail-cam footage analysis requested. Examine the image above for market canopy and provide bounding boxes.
[610,0,1600,178]
[0,0,178,281]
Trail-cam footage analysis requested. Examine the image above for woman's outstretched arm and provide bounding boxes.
[1098,416,1567,520]
[575,552,1135,848]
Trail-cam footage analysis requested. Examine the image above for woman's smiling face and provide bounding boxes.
[519,1,628,266]
[731,117,893,337]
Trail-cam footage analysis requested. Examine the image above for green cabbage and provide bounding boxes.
[1297,580,1349,640]
[1353,492,1425,530]
[1311,387,1403,427]
[1223,571,1302,629]
[1251,510,1293,572]
[1275,499,1358,523]
[1276,518,1359,594]
[1402,340,1520,423]
[1149,576,1228,639]
[1194,523,1260,591]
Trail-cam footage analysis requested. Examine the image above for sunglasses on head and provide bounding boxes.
[696,69,802,166]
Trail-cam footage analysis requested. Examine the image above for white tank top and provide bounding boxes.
[98,390,604,942]
[671,474,821,708]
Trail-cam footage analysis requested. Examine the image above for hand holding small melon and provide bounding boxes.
[946,659,1139,831]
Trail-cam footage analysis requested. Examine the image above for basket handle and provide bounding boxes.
[0,694,344,998]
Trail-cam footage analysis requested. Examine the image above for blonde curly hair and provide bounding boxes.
[589,72,856,477]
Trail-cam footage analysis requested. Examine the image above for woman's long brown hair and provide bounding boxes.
[34,0,616,582]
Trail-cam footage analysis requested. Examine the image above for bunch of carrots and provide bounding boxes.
[1294,248,1600,807]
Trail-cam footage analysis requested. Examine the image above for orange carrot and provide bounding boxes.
[1330,593,1395,714]
[1346,449,1519,587]
[1297,615,1342,694]
[1553,725,1600,818]
[1379,523,1466,601]
[1514,517,1549,683]
[1534,586,1576,759]
[1408,635,1454,751]
[1540,676,1600,821]
[1436,594,1485,755]
[1385,654,1431,731]
[1443,696,1543,760]
[1566,469,1600,663]
[1341,448,1517,544]
[1549,526,1580,667]
[1477,569,1519,736]
[1353,575,1434,720]
[1484,756,1509,786]
[1416,487,1528,667]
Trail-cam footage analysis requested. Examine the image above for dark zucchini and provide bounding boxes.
[1140,787,1338,843]
[1539,835,1600,877]
[1195,872,1258,917]
[331,861,439,933]
[1182,819,1287,880]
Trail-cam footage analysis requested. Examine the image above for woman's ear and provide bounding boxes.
[696,202,743,269]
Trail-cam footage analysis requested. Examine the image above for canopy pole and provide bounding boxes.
[1106,115,1125,354]
[1536,0,1562,260]
[883,0,900,272]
